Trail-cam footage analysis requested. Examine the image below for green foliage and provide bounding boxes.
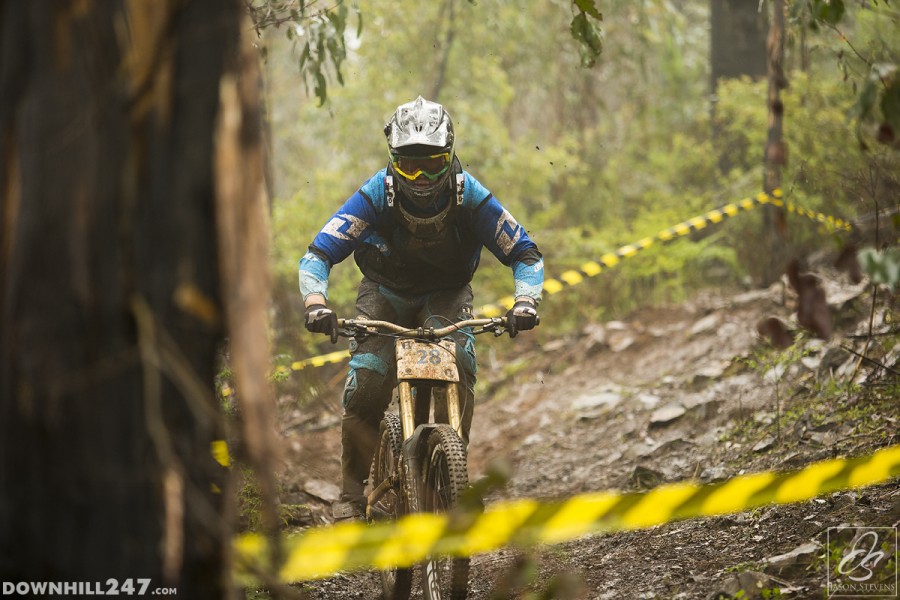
[760,587,784,600]
[570,11,603,68]
[858,246,900,290]
[790,0,900,147]
[263,0,899,387]
[248,0,361,105]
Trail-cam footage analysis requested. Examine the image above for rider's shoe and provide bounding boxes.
[332,494,366,523]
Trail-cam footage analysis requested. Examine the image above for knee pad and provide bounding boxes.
[342,355,392,423]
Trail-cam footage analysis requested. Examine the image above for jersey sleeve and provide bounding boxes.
[298,250,331,300]
[464,172,544,302]
[299,171,386,300]
[512,254,544,303]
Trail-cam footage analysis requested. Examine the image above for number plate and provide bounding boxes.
[395,339,459,382]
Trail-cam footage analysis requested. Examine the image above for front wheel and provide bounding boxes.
[421,425,470,600]
[369,413,412,600]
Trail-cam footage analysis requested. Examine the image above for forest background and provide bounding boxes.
[1,0,897,594]
[260,0,899,393]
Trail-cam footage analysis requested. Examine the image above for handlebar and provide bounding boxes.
[335,316,539,340]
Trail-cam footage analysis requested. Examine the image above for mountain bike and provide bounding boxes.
[336,316,526,600]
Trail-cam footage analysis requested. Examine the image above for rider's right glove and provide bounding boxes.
[506,299,538,338]
[305,303,338,343]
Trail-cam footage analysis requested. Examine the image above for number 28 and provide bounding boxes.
[417,349,442,365]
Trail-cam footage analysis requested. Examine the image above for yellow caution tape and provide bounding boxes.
[475,189,853,317]
[290,348,351,371]
[234,443,899,582]
[211,440,230,467]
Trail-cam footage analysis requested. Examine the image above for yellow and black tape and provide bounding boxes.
[234,443,899,583]
[290,349,351,372]
[476,189,853,317]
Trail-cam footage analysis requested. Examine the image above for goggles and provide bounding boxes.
[391,152,452,181]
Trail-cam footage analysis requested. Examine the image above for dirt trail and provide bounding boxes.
[274,270,899,600]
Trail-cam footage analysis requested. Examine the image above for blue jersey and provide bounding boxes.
[300,168,543,300]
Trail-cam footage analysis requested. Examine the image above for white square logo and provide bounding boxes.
[827,526,898,597]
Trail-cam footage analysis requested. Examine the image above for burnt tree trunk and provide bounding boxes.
[0,1,265,595]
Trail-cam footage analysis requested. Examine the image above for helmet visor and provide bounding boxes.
[391,152,451,181]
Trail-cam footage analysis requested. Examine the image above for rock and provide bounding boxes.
[779,452,806,468]
[800,355,821,371]
[303,478,340,503]
[732,287,779,306]
[690,361,731,389]
[522,432,543,446]
[752,436,775,453]
[582,323,608,352]
[753,411,775,425]
[572,391,622,411]
[637,393,661,408]
[832,491,857,511]
[699,466,729,483]
[541,338,569,353]
[641,438,696,458]
[818,346,851,376]
[689,313,721,336]
[650,403,686,426]
[763,541,820,576]
[630,465,666,489]
[805,430,836,446]
[609,333,636,353]
[714,571,774,599]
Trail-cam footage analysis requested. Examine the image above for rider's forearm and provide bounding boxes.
[299,249,331,303]
[511,250,544,305]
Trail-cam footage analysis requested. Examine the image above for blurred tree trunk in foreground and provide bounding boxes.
[0,1,274,596]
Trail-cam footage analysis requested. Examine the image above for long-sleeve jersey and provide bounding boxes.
[299,168,543,302]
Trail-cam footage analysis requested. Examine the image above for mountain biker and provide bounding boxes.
[299,96,544,521]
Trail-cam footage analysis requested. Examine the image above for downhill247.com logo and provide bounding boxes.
[2,579,177,596]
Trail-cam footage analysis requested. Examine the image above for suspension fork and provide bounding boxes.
[398,381,416,440]
[432,384,462,437]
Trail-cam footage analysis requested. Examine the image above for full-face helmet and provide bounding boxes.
[384,96,455,208]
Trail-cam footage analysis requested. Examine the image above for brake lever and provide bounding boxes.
[338,325,368,339]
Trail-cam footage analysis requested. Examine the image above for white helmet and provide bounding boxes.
[384,96,455,208]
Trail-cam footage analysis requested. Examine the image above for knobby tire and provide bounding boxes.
[421,425,469,600]
[369,413,412,600]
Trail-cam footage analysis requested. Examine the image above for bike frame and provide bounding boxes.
[337,317,506,513]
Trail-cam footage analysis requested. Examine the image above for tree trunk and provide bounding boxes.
[710,0,768,90]
[0,1,257,595]
[762,0,789,285]
[710,0,768,173]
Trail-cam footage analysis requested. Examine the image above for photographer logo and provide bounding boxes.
[827,526,897,598]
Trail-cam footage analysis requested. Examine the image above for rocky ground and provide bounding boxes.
[257,264,899,600]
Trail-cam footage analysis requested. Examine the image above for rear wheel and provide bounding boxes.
[421,425,469,600]
[369,413,412,600]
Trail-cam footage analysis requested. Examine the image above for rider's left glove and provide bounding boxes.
[506,298,538,338]
[305,303,338,343]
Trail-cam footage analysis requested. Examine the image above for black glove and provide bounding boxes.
[305,304,338,343]
[506,299,538,338]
